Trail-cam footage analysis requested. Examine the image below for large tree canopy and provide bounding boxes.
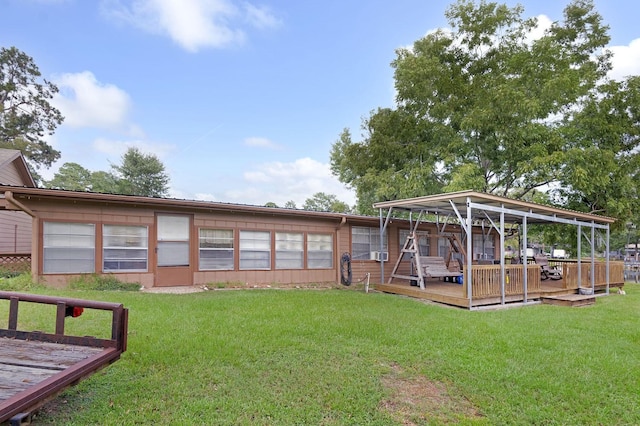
[44,150,171,197]
[331,0,640,223]
[0,46,63,170]
[112,147,170,198]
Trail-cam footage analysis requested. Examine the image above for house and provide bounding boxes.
[0,185,494,290]
[0,149,36,255]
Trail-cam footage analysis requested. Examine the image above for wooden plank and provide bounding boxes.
[0,364,58,401]
[542,294,596,307]
[0,339,105,404]
[0,339,102,370]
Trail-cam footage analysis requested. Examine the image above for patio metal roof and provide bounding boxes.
[372,190,615,227]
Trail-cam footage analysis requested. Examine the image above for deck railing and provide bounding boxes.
[465,265,540,298]
[464,261,625,299]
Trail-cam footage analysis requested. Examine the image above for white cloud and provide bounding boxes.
[243,3,281,29]
[237,157,356,206]
[608,38,640,81]
[102,0,280,52]
[194,192,217,201]
[93,137,175,159]
[526,14,553,44]
[53,71,132,130]
[244,136,281,149]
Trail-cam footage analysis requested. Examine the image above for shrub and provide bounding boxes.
[68,274,141,291]
[0,272,39,291]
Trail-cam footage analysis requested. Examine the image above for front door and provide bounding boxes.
[155,214,193,286]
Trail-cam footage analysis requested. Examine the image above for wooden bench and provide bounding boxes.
[418,256,463,280]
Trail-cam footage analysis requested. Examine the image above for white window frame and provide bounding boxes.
[275,232,304,269]
[43,222,95,274]
[399,229,430,259]
[239,230,271,270]
[103,225,148,272]
[307,234,333,269]
[351,226,387,260]
[199,228,234,270]
[157,215,190,267]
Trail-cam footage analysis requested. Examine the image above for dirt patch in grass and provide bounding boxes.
[379,364,483,425]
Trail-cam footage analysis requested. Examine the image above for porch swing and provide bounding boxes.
[389,230,466,290]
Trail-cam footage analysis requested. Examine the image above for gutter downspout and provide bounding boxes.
[5,191,36,217]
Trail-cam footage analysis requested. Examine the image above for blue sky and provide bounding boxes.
[2,0,639,207]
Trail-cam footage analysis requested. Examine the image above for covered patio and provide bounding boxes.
[373,191,625,309]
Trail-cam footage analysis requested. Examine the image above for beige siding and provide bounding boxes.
[0,211,31,253]
[0,162,25,186]
[0,159,34,254]
[13,195,500,289]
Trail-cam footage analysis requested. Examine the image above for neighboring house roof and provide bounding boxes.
[0,149,36,188]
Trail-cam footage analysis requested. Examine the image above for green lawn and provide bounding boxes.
[3,283,639,425]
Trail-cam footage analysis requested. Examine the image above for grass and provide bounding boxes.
[2,283,639,425]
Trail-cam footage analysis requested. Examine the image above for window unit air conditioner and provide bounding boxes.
[370,251,388,262]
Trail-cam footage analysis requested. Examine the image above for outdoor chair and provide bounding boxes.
[534,254,562,280]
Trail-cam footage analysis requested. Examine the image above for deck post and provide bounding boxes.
[577,225,582,286]
[522,216,528,303]
[606,225,610,294]
[500,208,505,305]
[591,223,596,292]
[466,197,473,309]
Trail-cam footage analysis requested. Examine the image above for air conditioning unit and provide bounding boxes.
[370,251,388,262]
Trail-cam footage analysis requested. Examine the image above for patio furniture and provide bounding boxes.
[418,256,463,281]
[534,254,562,280]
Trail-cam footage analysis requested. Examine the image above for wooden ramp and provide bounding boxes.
[541,293,596,307]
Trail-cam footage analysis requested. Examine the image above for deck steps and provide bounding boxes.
[541,293,595,307]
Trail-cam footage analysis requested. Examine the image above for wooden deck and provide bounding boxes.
[376,261,625,309]
[0,292,128,423]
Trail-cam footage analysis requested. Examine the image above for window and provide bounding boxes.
[473,233,495,260]
[43,222,95,273]
[438,233,464,265]
[199,229,234,270]
[307,234,333,268]
[157,215,190,266]
[275,232,303,269]
[103,225,148,272]
[351,226,387,260]
[399,230,430,259]
[239,230,271,270]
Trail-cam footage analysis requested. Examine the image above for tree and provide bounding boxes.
[89,170,122,194]
[265,202,278,208]
[111,147,170,197]
[557,76,640,225]
[45,162,92,191]
[284,200,297,209]
[331,0,638,219]
[303,192,352,213]
[0,46,63,170]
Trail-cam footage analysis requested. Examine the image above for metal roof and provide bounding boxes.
[373,190,615,226]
